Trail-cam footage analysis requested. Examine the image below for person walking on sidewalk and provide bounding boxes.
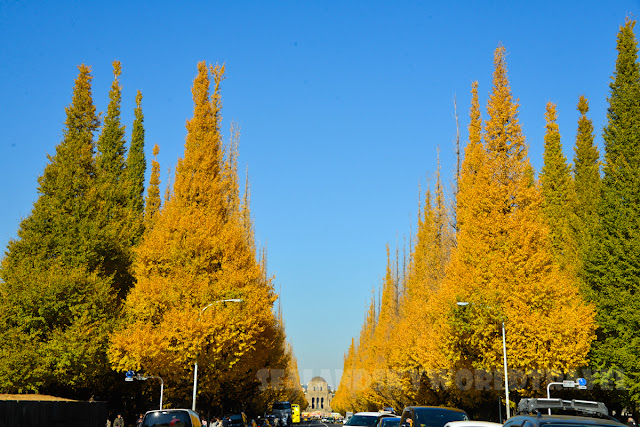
[114,414,125,427]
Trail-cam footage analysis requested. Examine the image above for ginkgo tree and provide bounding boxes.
[436,45,596,401]
[335,45,598,414]
[108,62,280,411]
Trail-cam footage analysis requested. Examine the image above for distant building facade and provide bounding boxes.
[304,376,334,413]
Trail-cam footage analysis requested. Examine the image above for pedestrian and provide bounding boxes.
[223,416,231,427]
[627,418,636,427]
[137,414,144,427]
[114,414,125,427]
[202,417,208,427]
[106,418,112,427]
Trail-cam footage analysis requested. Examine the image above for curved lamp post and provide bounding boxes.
[140,374,164,410]
[192,298,243,411]
[457,301,510,419]
[125,371,164,410]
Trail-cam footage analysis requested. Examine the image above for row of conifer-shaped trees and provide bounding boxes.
[0,60,306,414]
[333,18,640,419]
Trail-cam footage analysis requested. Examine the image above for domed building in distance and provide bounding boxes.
[304,376,334,413]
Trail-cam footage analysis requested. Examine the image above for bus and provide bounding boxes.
[291,404,300,424]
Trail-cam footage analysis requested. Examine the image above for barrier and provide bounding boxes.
[0,399,107,427]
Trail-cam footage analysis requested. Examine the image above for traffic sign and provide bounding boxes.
[563,380,576,387]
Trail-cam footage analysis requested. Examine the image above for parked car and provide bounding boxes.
[400,407,469,427]
[142,409,202,427]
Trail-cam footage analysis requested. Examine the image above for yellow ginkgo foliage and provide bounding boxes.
[332,338,357,413]
[437,46,595,391]
[108,62,278,409]
[335,44,597,415]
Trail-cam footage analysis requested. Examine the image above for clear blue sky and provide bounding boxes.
[1,1,639,389]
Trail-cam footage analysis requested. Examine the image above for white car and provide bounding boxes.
[344,413,397,427]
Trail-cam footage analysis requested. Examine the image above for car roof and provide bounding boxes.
[507,415,625,426]
[356,413,386,417]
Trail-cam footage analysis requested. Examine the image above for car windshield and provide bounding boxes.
[273,403,291,410]
[347,416,379,427]
[143,412,192,427]
[230,416,244,425]
[414,409,468,427]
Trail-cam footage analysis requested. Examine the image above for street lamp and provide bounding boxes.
[192,298,243,411]
[457,301,510,419]
[140,374,165,410]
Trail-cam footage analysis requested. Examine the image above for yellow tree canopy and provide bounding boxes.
[108,62,277,407]
[438,46,595,388]
[336,44,597,414]
[332,338,357,413]
[395,167,451,375]
[367,245,401,408]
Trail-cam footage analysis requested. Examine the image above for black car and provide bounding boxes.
[230,414,247,427]
[142,409,202,427]
[505,398,626,427]
[400,406,469,427]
